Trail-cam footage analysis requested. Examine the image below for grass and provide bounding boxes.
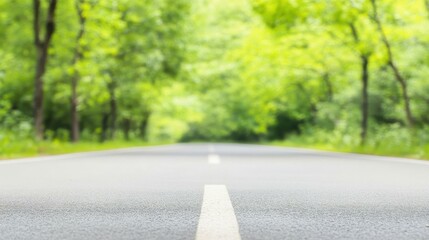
[269,140,429,160]
[0,140,170,160]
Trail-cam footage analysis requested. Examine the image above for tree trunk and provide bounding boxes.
[370,0,415,127]
[360,56,369,145]
[123,119,131,141]
[389,62,414,127]
[33,0,58,140]
[70,0,87,142]
[108,80,117,139]
[349,22,371,145]
[322,73,333,101]
[71,76,79,142]
[34,48,47,141]
[100,113,109,142]
[140,112,151,140]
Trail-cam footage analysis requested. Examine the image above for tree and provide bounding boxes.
[33,0,58,140]
[349,22,372,144]
[3,0,429,152]
[425,0,429,16]
[370,0,415,127]
[70,0,88,142]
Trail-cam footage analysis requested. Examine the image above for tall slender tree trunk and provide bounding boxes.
[33,0,58,140]
[108,80,117,139]
[123,119,131,141]
[370,0,415,127]
[360,56,370,145]
[70,0,87,143]
[349,23,371,145]
[322,73,333,102]
[70,76,79,141]
[389,62,414,126]
[140,111,151,140]
[100,113,109,142]
[34,48,47,140]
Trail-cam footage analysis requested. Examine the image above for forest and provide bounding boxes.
[1,0,429,159]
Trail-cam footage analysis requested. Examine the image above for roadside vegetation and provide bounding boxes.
[270,126,429,160]
[0,138,165,160]
[1,0,429,159]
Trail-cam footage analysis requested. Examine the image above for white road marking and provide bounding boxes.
[196,185,241,240]
[208,145,215,153]
[208,154,220,164]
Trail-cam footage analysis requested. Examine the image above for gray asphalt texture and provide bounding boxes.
[0,143,428,239]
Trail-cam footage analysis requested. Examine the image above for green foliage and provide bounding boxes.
[1,0,429,159]
[272,125,429,160]
[0,140,167,160]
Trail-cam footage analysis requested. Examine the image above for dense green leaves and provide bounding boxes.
[1,0,429,155]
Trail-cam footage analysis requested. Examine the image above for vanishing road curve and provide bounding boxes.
[0,143,428,239]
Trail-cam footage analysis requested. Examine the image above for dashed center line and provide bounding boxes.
[208,145,215,153]
[196,185,241,240]
[208,154,220,164]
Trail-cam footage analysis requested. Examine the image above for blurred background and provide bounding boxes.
[1,0,429,159]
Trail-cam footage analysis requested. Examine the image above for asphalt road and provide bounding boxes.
[0,143,428,239]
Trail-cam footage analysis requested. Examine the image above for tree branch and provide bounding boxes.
[370,0,393,63]
[33,0,41,46]
[349,22,359,42]
[425,0,429,16]
[44,0,58,46]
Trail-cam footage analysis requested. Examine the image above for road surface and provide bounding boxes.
[0,143,428,239]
